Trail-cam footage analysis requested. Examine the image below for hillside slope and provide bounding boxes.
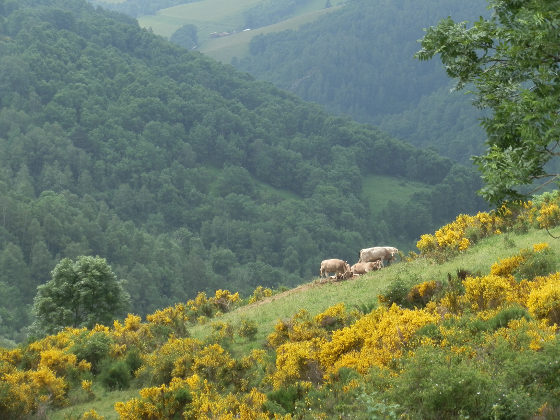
[234,0,489,161]
[0,0,485,341]
[3,194,560,419]
[87,0,489,163]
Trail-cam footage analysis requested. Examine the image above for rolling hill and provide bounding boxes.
[96,0,490,163]
[3,194,560,419]
[0,0,486,342]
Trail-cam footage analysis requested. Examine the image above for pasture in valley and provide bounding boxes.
[137,0,345,62]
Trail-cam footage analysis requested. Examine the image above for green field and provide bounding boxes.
[361,174,433,216]
[47,225,560,418]
[202,6,342,63]
[138,0,345,63]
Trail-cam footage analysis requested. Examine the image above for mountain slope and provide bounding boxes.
[5,195,560,419]
[0,0,485,341]
[232,0,489,162]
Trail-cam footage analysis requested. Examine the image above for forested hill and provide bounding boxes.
[234,0,489,162]
[0,0,485,341]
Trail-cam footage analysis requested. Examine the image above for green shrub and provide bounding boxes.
[379,275,418,308]
[125,347,143,374]
[515,248,557,281]
[99,360,131,391]
[70,331,111,374]
[486,305,531,331]
[266,384,307,414]
[389,346,496,419]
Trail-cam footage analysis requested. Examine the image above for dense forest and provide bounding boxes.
[0,0,485,342]
[234,0,489,162]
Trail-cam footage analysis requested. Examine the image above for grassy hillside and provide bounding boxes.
[3,194,560,419]
[201,6,343,63]
[0,0,487,342]
[362,175,433,214]
[137,0,345,49]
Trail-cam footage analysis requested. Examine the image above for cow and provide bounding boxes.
[358,246,399,265]
[351,260,383,275]
[320,259,351,278]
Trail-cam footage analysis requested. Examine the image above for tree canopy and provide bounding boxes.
[0,0,486,341]
[31,256,129,335]
[416,0,560,203]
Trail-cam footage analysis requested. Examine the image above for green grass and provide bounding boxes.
[361,174,433,217]
[138,0,264,39]
[202,6,343,63]
[48,225,560,418]
[190,226,560,347]
[137,0,346,63]
[47,387,138,420]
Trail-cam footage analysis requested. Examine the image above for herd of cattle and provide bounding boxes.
[319,246,399,280]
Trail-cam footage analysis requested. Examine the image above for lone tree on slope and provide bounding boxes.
[31,256,130,335]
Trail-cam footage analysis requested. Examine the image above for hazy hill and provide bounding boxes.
[100,0,490,163]
[0,0,485,341]
[234,0,490,162]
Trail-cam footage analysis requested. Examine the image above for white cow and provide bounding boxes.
[320,259,351,278]
[351,260,383,275]
[358,246,399,264]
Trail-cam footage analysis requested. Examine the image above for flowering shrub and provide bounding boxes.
[490,255,525,277]
[138,337,202,384]
[146,304,190,338]
[319,304,439,375]
[114,377,192,419]
[248,286,273,304]
[267,310,326,349]
[406,281,441,307]
[313,303,356,331]
[186,290,241,320]
[527,275,560,325]
[272,338,325,388]
[417,211,505,259]
[237,318,258,339]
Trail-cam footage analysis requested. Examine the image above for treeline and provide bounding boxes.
[234,0,488,162]
[0,0,485,341]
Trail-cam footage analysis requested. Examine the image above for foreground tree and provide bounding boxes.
[32,256,130,335]
[416,0,560,204]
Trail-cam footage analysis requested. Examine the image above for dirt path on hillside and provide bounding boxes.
[242,277,346,309]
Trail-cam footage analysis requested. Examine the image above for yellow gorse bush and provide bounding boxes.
[463,274,517,311]
[527,275,560,325]
[417,210,506,257]
[320,304,439,375]
[248,285,273,304]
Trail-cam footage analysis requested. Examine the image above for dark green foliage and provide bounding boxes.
[170,23,198,50]
[266,384,307,415]
[515,248,557,281]
[70,331,112,374]
[31,256,130,335]
[125,347,143,375]
[389,347,495,419]
[99,360,131,391]
[417,0,560,203]
[0,0,486,340]
[379,275,418,308]
[236,0,488,162]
